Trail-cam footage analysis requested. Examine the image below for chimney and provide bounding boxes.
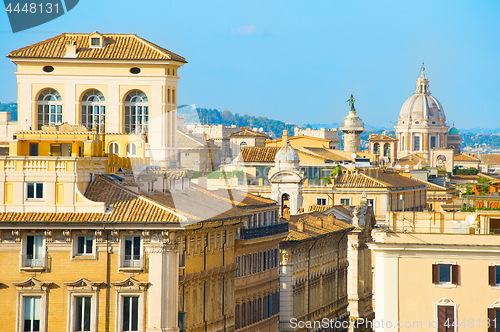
[283,207,290,221]
[296,221,304,232]
[64,41,77,58]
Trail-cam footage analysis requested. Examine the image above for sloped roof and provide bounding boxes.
[211,188,277,209]
[229,127,268,138]
[8,32,186,62]
[394,153,428,168]
[266,135,331,145]
[299,147,350,162]
[335,169,426,189]
[480,154,500,165]
[284,211,353,242]
[454,153,480,162]
[368,134,398,142]
[239,147,280,162]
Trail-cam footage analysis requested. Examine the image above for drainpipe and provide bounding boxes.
[104,222,110,332]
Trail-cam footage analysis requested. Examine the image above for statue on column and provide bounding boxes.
[346,94,356,111]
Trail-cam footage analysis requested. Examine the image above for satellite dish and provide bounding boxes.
[404,165,410,169]
[396,165,401,169]
[252,128,258,132]
[351,153,357,159]
[259,127,264,133]
[135,164,146,172]
[225,157,231,163]
[413,165,419,169]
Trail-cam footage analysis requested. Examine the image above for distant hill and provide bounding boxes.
[178,105,296,138]
[0,103,17,121]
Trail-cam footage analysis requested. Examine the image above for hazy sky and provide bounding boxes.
[0,0,499,129]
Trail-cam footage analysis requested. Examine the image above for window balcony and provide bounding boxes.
[20,254,47,271]
[240,222,288,240]
[119,254,144,272]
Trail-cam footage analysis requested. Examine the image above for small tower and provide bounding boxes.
[447,123,461,154]
[268,130,304,216]
[340,94,365,152]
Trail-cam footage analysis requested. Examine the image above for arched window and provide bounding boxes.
[108,142,119,155]
[373,143,380,156]
[126,142,137,157]
[384,143,390,157]
[36,88,62,130]
[124,90,148,134]
[81,89,105,133]
[240,142,247,147]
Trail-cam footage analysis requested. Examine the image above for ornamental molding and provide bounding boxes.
[62,230,71,242]
[13,277,54,290]
[44,230,53,243]
[64,277,106,291]
[112,277,149,290]
[12,230,20,242]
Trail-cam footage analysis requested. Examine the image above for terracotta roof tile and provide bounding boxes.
[8,32,186,62]
[368,134,398,142]
[284,212,354,241]
[480,154,500,165]
[239,147,279,162]
[229,127,268,138]
[335,169,426,189]
[454,153,480,162]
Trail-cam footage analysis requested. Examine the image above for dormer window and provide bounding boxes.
[89,32,103,48]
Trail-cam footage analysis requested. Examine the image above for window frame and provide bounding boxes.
[26,182,44,200]
[67,291,99,332]
[126,143,137,157]
[339,197,351,206]
[80,89,106,133]
[17,291,49,332]
[432,262,458,287]
[119,235,143,272]
[72,233,97,260]
[115,291,145,332]
[36,88,62,130]
[21,234,46,271]
[124,90,149,134]
[433,298,458,332]
[108,142,120,155]
[316,197,327,206]
[489,264,500,288]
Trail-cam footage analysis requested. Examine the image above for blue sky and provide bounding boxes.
[0,0,499,129]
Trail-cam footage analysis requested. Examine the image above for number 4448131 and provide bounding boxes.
[5,3,59,14]
[444,318,497,329]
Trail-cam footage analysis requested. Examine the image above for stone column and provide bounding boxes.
[146,240,179,332]
[279,249,293,331]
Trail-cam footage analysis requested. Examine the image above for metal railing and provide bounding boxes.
[240,223,288,240]
[20,254,47,269]
[121,255,144,269]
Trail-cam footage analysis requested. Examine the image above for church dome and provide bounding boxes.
[398,66,446,126]
[275,139,299,162]
[449,126,459,135]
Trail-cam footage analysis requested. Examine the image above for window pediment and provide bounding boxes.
[64,277,105,291]
[112,277,149,290]
[13,277,54,290]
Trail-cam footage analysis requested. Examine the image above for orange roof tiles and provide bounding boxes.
[239,147,280,162]
[8,32,186,62]
[229,127,268,138]
[368,134,398,141]
[480,154,500,165]
[335,169,426,189]
[284,211,354,241]
[454,153,480,162]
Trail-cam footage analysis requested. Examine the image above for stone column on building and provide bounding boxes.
[146,234,180,332]
[279,248,293,331]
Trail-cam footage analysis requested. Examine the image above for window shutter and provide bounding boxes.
[489,266,496,286]
[432,264,439,284]
[437,306,446,332]
[452,265,459,285]
[488,308,495,332]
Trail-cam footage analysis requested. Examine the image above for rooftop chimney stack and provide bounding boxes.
[64,41,77,58]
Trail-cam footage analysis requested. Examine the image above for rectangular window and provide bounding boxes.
[367,199,375,209]
[487,308,500,332]
[24,296,41,332]
[414,136,420,151]
[433,264,458,285]
[430,136,436,149]
[340,198,351,206]
[437,305,454,332]
[316,198,327,205]
[77,236,93,255]
[91,38,100,46]
[124,236,141,267]
[26,235,44,267]
[27,183,43,199]
[29,143,39,156]
[75,296,92,332]
[122,296,139,332]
